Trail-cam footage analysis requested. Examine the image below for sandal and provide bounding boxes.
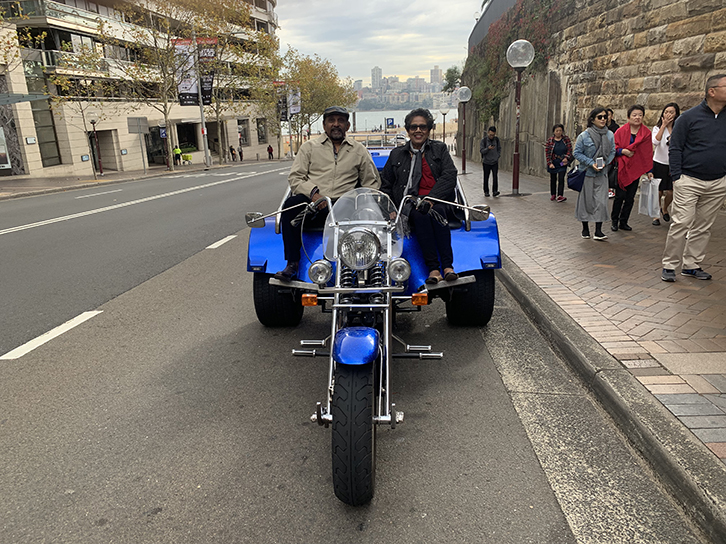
[425,271,443,285]
[443,268,458,282]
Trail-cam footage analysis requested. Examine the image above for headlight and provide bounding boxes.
[339,228,381,270]
[308,259,333,284]
[388,258,411,282]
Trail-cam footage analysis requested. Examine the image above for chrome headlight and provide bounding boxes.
[339,228,381,270]
[308,259,333,284]
[388,258,411,282]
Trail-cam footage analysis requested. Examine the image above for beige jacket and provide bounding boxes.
[288,134,380,199]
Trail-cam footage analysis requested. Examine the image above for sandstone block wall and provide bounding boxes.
[462,0,726,178]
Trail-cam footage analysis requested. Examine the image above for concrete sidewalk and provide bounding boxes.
[454,156,726,541]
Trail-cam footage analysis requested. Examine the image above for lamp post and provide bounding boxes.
[88,114,103,177]
[439,106,450,145]
[506,39,535,195]
[458,86,472,174]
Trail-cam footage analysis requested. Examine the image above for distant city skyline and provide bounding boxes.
[275,1,476,84]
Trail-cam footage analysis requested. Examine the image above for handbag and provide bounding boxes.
[638,177,661,218]
[567,166,586,192]
[607,161,618,189]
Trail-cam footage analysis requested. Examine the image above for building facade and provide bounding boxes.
[0,0,279,179]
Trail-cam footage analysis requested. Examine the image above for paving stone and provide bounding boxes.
[703,374,726,393]
[705,443,726,459]
[621,359,662,368]
[668,404,725,417]
[682,374,721,394]
[654,393,712,405]
[679,415,726,429]
[646,384,697,394]
[707,395,726,410]
[637,375,685,385]
[654,353,726,374]
[692,428,726,442]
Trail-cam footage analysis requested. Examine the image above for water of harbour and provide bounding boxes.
[304,109,450,134]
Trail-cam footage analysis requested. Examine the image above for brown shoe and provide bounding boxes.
[425,270,443,285]
[443,268,458,282]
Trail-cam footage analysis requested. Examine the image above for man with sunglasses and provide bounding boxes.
[274,106,380,281]
[661,74,726,282]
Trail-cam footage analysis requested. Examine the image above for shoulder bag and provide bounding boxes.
[567,165,586,192]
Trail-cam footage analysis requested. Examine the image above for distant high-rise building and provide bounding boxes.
[430,65,443,85]
[354,79,363,91]
[371,66,383,89]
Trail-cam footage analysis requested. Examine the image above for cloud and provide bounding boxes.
[276,0,478,83]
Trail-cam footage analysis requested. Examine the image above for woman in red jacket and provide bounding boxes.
[611,105,654,231]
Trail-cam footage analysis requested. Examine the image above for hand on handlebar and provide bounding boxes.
[415,198,432,214]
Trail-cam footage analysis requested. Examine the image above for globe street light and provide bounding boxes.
[458,86,472,174]
[439,106,450,145]
[506,39,535,195]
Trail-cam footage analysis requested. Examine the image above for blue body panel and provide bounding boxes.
[247,215,501,294]
[333,327,380,366]
[368,148,392,172]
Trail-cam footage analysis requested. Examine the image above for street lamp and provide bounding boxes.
[506,39,535,195]
[458,86,472,174]
[88,112,103,177]
[439,106,450,145]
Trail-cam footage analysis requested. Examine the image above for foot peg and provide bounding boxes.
[292,349,329,357]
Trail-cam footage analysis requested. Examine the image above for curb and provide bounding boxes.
[497,251,726,543]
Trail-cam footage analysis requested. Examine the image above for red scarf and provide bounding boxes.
[614,124,653,189]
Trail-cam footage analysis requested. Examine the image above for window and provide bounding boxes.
[30,99,61,167]
[238,119,249,145]
[256,119,267,144]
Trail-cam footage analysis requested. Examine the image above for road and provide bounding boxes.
[0,166,705,543]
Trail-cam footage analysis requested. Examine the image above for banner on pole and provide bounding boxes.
[288,90,301,115]
[173,38,217,106]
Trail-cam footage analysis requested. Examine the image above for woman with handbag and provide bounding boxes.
[573,107,616,240]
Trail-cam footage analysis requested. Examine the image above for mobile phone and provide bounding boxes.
[595,157,604,169]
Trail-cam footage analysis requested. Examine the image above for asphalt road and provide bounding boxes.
[0,168,705,543]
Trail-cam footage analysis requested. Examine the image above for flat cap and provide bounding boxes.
[323,106,349,119]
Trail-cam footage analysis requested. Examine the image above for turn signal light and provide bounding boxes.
[302,294,318,307]
[412,293,428,306]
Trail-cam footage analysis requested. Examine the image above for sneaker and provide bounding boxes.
[274,261,299,282]
[619,223,632,231]
[681,268,712,280]
[661,269,676,282]
[652,218,660,226]
[557,195,567,202]
[593,232,608,241]
[581,229,590,239]
[493,191,500,197]
[608,189,615,199]
[484,192,490,197]
[551,195,556,201]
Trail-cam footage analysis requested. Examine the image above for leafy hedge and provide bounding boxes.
[463,0,574,122]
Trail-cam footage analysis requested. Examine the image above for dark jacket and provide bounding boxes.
[480,136,501,165]
[669,99,726,182]
[380,139,458,207]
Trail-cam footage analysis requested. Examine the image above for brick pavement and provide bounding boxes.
[454,157,726,463]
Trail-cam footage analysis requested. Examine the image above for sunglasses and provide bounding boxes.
[408,124,429,131]
[595,115,607,120]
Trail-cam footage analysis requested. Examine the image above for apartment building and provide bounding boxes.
[0,0,279,179]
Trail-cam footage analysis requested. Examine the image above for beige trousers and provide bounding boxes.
[662,173,726,270]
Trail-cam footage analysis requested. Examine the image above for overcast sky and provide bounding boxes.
[275,0,481,85]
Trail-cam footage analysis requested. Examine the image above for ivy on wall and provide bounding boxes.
[463,0,574,122]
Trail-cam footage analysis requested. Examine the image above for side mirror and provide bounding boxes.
[469,205,490,221]
[245,212,265,228]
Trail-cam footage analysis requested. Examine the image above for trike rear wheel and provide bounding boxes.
[252,273,304,327]
[445,269,495,326]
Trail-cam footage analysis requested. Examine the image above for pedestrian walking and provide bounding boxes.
[651,102,680,226]
[238,145,243,162]
[611,105,653,232]
[661,74,726,282]
[606,108,620,133]
[545,124,573,202]
[229,146,237,162]
[267,144,274,160]
[606,108,619,199]
[573,107,616,241]
[173,145,182,166]
[480,126,501,197]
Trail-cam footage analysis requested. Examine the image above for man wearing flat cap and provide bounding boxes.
[275,106,380,281]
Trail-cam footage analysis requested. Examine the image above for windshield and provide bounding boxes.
[323,188,403,261]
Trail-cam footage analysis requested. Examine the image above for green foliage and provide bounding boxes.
[442,66,461,93]
[463,0,572,122]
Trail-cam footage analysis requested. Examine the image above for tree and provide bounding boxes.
[49,43,114,179]
[281,47,357,150]
[98,0,201,171]
[442,66,462,93]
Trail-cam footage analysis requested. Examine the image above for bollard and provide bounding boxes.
[256,153,259,161]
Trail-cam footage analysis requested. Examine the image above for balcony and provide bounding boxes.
[22,47,109,76]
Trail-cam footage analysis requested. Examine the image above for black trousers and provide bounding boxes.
[483,163,499,194]
[409,203,453,272]
[550,170,565,196]
[280,194,329,262]
[611,179,639,225]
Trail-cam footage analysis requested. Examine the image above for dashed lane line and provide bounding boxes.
[75,189,123,199]
[0,167,289,237]
[0,311,103,360]
[206,235,237,249]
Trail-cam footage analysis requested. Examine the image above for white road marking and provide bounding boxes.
[75,189,123,199]
[0,167,289,237]
[206,235,237,249]
[0,311,103,360]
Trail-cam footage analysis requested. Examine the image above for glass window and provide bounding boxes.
[30,98,61,167]
[238,119,249,146]
[256,119,267,144]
